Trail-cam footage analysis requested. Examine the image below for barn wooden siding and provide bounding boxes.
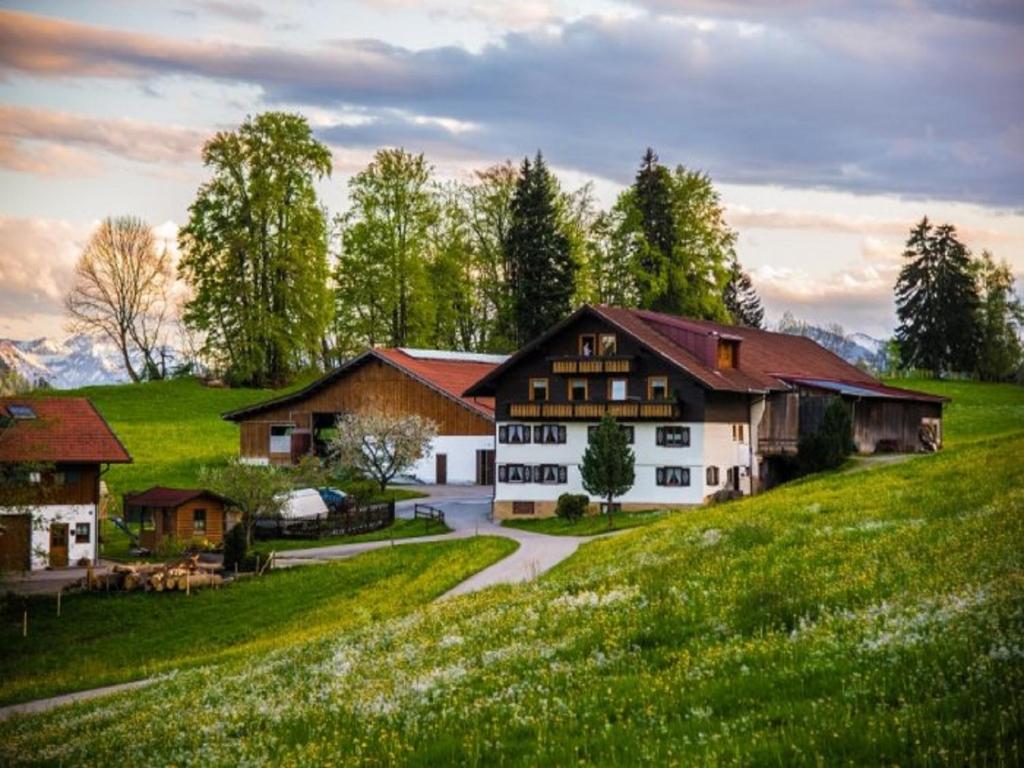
[238,358,492,462]
[139,499,226,550]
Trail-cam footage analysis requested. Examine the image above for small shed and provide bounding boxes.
[123,487,231,550]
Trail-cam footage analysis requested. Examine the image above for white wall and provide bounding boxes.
[494,422,711,506]
[410,435,494,485]
[702,423,752,496]
[0,504,99,570]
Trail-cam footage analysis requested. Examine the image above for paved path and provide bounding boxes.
[0,680,154,722]
[274,485,591,598]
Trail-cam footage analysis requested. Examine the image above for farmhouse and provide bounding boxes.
[464,305,946,518]
[122,487,232,550]
[0,398,131,570]
[223,348,506,485]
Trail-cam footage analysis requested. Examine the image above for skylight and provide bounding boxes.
[6,405,36,420]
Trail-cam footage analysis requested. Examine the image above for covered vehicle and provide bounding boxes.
[279,488,330,520]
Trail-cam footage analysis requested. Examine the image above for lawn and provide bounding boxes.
[502,508,670,536]
[252,517,451,556]
[4,380,1022,766]
[0,536,516,707]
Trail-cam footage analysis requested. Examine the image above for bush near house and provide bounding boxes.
[555,493,589,522]
[798,397,856,473]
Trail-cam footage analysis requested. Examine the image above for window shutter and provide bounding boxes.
[498,426,508,443]
[682,468,691,486]
[656,467,665,485]
[682,427,691,447]
[558,425,567,443]
[524,426,531,444]
[534,425,543,443]
[558,466,567,483]
[656,427,665,446]
[498,465,508,482]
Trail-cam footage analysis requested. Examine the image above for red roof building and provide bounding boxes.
[0,397,132,464]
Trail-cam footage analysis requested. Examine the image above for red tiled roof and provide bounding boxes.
[0,397,132,464]
[373,349,497,417]
[123,486,227,508]
[223,348,500,422]
[465,305,943,405]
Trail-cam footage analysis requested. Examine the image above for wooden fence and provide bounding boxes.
[254,500,395,540]
[413,503,445,528]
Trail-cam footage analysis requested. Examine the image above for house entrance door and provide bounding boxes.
[435,454,448,484]
[49,522,69,567]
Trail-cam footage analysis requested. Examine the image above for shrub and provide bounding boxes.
[555,493,589,522]
[798,397,855,473]
[222,523,249,571]
[343,479,379,504]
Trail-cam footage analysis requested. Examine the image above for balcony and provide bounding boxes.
[507,400,679,420]
[548,356,633,374]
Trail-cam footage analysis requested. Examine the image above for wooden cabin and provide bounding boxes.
[223,348,506,485]
[123,487,231,550]
[0,398,132,570]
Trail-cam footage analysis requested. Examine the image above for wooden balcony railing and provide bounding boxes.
[507,401,679,420]
[549,356,633,374]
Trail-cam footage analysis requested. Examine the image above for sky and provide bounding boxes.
[0,0,1021,341]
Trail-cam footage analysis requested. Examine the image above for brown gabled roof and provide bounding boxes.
[123,486,229,508]
[0,397,132,464]
[222,348,502,423]
[464,305,945,405]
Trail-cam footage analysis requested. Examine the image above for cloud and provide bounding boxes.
[1,7,1020,205]
[0,105,205,174]
[191,1,268,23]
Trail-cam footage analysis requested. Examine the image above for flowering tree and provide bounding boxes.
[201,459,292,547]
[329,411,437,492]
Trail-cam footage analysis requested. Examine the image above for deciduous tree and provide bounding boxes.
[329,411,438,492]
[65,216,171,383]
[974,250,1023,381]
[200,459,292,548]
[178,112,332,387]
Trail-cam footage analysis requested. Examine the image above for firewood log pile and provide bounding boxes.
[84,554,224,593]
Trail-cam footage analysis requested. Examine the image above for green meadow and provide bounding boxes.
[1,378,1021,766]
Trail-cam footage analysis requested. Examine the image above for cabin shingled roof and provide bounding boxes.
[0,397,132,464]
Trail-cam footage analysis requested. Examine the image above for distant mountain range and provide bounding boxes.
[777,322,892,374]
[0,334,134,390]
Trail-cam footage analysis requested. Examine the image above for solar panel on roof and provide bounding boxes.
[6,405,36,419]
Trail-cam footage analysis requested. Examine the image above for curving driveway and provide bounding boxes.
[274,485,590,598]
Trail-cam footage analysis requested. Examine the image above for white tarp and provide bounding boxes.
[278,488,328,519]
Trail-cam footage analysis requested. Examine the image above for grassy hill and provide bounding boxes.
[4,379,1022,765]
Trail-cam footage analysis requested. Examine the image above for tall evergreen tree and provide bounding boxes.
[894,218,980,375]
[504,152,576,345]
[724,258,765,328]
[178,112,332,387]
[633,148,675,305]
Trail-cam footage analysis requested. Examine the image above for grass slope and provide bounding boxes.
[4,380,1022,766]
[0,537,516,707]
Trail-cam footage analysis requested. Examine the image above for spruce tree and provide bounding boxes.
[895,218,980,375]
[724,258,765,328]
[580,414,636,529]
[634,148,675,298]
[504,152,576,345]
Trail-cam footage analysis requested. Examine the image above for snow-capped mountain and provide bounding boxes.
[0,334,133,389]
[777,323,892,373]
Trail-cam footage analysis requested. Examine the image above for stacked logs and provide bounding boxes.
[85,554,224,593]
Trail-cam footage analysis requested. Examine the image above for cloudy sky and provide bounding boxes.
[0,0,1021,341]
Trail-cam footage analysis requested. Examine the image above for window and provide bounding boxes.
[609,378,627,401]
[648,376,669,401]
[533,424,567,444]
[269,425,292,454]
[498,424,532,444]
[498,464,530,483]
[656,466,690,487]
[141,510,156,531]
[579,334,596,357]
[656,426,690,447]
[193,509,207,533]
[599,333,617,356]
[28,471,41,484]
[534,464,568,484]
[732,424,745,442]
[54,470,81,486]
[529,378,549,402]
[6,404,36,419]
[718,341,737,369]
[588,424,634,444]
[74,522,90,544]
[706,466,720,486]
[568,378,588,401]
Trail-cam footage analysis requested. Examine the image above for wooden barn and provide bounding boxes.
[222,348,506,485]
[122,487,232,550]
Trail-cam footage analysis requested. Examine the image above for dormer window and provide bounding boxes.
[599,333,617,356]
[648,376,669,401]
[579,334,596,357]
[718,340,738,369]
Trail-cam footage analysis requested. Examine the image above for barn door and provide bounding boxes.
[50,522,69,568]
[0,515,31,571]
[435,454,448,485]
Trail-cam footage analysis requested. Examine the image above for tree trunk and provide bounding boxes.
[607,493,614,529]
[119,331,141,383]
